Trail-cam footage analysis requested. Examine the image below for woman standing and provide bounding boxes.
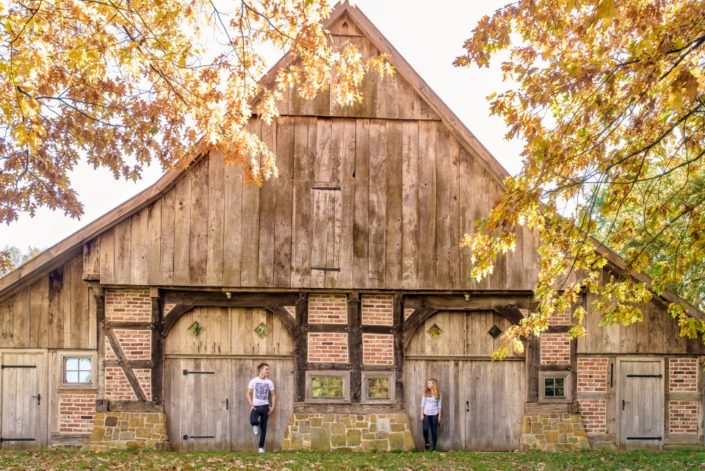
[419,378,442,451]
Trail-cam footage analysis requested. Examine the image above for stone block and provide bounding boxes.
[311,417,323,427]
[377,418,391,433]
[331,434,346,447]
[389,432,405,450]
[363,432,376,440]
[545,431,559,443]
[299,420,311,433]
[105,416,118,427]
[391,423,405,432]
[310,427,330,451]
[346,429,362,446]
[330,422,345,434]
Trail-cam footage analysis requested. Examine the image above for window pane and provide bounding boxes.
[545,387,554,397]
[79,358,92,371]
[65,371,79,383]
[368,377,390,399]
[555,387,565,397]
[544,378,554,387]
[65,358,79,371]
[79,371,92,384]
[555,378,564,388]
[311,377,344,398]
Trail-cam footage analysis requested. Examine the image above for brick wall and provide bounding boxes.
[362,334,394,366]
[540,333,570,365]
[548,310,571,326]
[106,288,151,322]
[669,357,698,392]
[361,295,393,326]
[105,367,152,401]
[577,357,609,392]
[308,333,348,363]
[308,294,347,324]
[669,401,699,434]
[59,392,96,433]
[578,399,607,434]
[105,329,151,361]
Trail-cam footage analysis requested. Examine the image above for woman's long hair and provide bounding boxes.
[424,378,441,400]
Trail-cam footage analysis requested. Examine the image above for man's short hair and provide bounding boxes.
[257,362,269,372]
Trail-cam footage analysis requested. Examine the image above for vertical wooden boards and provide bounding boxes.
[310,119,332,289]
[29,278,48,348]
[337,120,356,288]
[368,120,387,286]
[47,267,64,349]
[352,119,370,289]
[447,137,462,289]
[98,228,115,285]
[435,126,452,289]
[173,172,192,286]
[291,118,315,287]
[130,208,149,285]
[160,190,176,286]
[147,200,163,285]
[240,120,262,287]
[618,359,664,448]
[114,218,132,284]
[401,122,419,289]
[457,148,475,289]
[324,120,344,288]
[258,121,276,287]
[82,239,100,280]
[223,148,244,287]
[206,151,225,286]
[274,118,294,288]
[13,286,31,347]
[68,256,89,349]
[385,121,403,288]
[417,121,437,288]
[189,157,209,285]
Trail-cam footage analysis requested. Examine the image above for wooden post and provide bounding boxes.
[294,292,308,402]
[150,288,164,405]
[348,292,362,402]
[393,292,404,404]
[526,335,540,403]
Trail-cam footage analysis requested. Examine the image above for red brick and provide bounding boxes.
[669,358,698,393]
[308,333,348,363]
[669,400,699,434]
[540,333,570,365]
[361,295,393,326]
[105,288,151,322]
[578,399,606,434]
[59,392,96,434]
[105,367,152,401]
[577,357,609,393]
[362,334,394,365]
[308,295,347,324]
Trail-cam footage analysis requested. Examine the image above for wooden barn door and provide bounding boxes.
[617,358,664,449]
[164,307,295,451]
[164,358,231,451]
[404,311,525,451]
[0,352,47,448]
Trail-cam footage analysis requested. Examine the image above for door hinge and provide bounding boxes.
[626,436,662,440]
[182,370,215,376]
[0,437,35,442]
[1,365,36,369]
[626,374,662,378]
[182,434,215,440]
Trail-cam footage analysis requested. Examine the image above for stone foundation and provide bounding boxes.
[282,413,414,451]
[520,413,590,451]
[91,412,169,450]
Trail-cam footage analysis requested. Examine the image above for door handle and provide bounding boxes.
[622,399,629,411]
[465,401,469,412]
[225,398,229,410]
[32,394,41,406]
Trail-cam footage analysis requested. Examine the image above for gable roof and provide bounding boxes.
[1,1,702,324]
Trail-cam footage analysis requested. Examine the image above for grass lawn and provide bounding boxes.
[0,448,703,470]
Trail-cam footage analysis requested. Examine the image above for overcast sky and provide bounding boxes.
[1,0,522,252]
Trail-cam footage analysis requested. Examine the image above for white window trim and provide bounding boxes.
[305,370,351,404]
[538,370,572,403]
[58,351,97,390]
[361,371,396,404]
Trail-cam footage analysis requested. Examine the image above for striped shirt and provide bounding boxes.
[420,394,442,415]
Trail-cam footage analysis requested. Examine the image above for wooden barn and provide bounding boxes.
[0,2,703,452]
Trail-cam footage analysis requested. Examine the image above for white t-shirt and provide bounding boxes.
[248,377,275,406]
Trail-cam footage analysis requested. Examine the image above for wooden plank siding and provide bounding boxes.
[91,115,536,292]
[0,254,92,349]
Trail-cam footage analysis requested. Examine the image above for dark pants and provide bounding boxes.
[422,414,439,450]
[250,405,269,448]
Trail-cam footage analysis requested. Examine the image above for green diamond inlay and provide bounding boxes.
[427,324,443,338]
[188,321,202,337]
[254,322,269,338]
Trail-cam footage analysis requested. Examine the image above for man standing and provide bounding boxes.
[246,362,276,453]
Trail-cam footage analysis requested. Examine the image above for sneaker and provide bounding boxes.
[253,425,260,436]
[258,447,265,453]
[424,443,430,450]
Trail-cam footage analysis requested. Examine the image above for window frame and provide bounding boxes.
[361,371,396,404]
[538,370,572,403]
[58,352,97,390]
[305,370,351,404]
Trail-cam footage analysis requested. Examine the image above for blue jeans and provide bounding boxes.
[250,405,269,448]
[422,414,439,450]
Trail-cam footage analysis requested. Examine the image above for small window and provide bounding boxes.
[312,377,344,399]
[544,377,565,398]
[64,357,92,384]
[361,371,396,404]
[539,371,571,403]
[305,371,350,403]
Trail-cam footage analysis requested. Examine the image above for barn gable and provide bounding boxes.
[0,1,703,453]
